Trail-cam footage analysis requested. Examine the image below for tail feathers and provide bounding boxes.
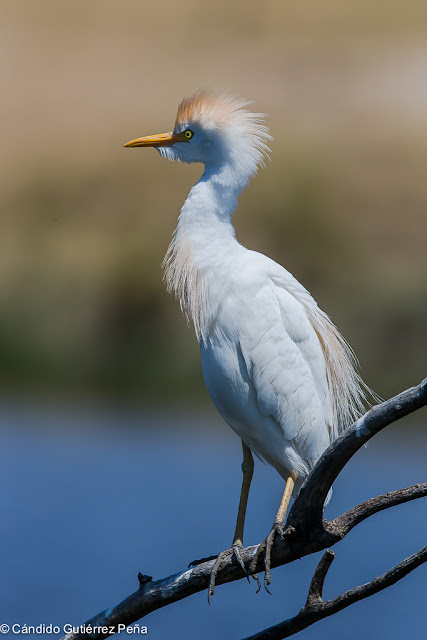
[309,307,379,440]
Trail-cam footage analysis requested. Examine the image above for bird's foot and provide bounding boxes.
[207,543,250,602]
[249,522,286,594]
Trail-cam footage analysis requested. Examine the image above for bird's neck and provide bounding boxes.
[163,163,247,341]
[182,159,249,223]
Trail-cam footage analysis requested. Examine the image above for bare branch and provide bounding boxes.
[59,379,427,640]
[305,550,335,606]
[333,482,427,536]
[240,546,427,640]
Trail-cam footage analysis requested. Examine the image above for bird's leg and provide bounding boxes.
[208,441,254,601]
[250,471,297,593]
[232,441,254,549]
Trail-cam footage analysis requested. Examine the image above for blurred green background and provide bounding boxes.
[1,0,426,404]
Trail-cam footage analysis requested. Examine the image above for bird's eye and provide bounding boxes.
[184,129,194,139]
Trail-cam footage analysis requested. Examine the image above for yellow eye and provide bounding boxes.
[184,129,194,139]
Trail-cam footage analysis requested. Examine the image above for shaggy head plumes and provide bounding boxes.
[157,90,272,177]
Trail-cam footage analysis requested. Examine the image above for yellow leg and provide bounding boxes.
[274,471,296,525]
[233,441,254,546]
[208,441,254,600]
[250,470,297,592]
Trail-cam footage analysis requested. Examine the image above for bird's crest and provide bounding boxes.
[175,90,251,127]
[175,89,272,166]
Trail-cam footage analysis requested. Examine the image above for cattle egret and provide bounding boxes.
[125,90,371,596]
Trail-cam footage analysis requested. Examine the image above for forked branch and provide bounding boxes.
[241,546,427,640]
[60,378,427,640]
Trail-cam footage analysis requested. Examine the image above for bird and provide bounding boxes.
[124,89,370,596]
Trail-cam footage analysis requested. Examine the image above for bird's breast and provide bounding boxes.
[201,338,250,424]
[200,335,282,453]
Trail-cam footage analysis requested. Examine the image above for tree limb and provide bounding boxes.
[305,549,335,606]
[333,482,427,536]
[59,378,427,640]
[241,546,427,640]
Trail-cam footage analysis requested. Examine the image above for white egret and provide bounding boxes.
[124,90,370,596]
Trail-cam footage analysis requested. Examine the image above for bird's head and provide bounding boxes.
[124,90,271,181]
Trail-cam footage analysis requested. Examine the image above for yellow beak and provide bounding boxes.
[124,131,185,148]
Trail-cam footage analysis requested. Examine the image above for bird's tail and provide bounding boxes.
[309,307,379,440]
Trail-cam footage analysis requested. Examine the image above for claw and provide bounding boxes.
[251,569,262,593]
[208,549,230,602]
[208,544,250,602]
[233,544,251,583]
[249,522,285,592]
[249,541,266,593]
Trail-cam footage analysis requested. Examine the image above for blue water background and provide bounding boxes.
[0,403,426,639]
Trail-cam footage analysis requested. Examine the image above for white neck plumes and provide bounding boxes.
[162,164,245,341]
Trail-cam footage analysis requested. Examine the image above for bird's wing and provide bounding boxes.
[263,254,368,438]
[236,255,332,449]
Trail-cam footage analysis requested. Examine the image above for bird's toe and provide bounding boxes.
[208,543,250,602]
[249,522,285,593]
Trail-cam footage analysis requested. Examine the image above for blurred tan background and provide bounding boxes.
[1,0,427,403]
